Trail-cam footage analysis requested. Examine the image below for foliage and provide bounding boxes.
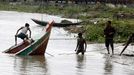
[84,19,134,43]
[84,24,104,43]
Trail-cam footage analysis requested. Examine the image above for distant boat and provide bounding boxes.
[4,21,54,56]
[32,18,82,27]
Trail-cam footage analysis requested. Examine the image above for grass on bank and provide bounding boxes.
[84,19,134,43]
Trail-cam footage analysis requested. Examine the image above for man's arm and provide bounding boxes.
[84,40,87,52]
[104,29,107,37]
[104,29,106,35]
[111,27,116,35]
[15,27,23,36]
[28,28,31,38]
[75,39,79,51]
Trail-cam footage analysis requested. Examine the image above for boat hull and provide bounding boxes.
[32,18,81,27]
[4,21,53,56]
[4,41,30,54]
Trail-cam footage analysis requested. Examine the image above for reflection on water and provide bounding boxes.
[76,55,85,75]
[104,56,113,75]
[14,56,50,75]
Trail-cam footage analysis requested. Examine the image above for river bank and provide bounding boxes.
[0,2,134,43]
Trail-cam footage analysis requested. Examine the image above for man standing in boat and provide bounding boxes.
[75,33,87,55]
[15,23,31,45]
[104,21,116,55]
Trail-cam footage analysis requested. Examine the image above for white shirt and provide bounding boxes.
[21,27,28,34]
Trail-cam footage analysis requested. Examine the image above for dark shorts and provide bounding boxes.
[76,49,85,54]
[105,38,113,47]
[17,33,27,40]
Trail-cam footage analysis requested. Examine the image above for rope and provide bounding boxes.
[45,52,54,57]
[86,44,122,53]
[58,44,123,55]
[50,38,76,40]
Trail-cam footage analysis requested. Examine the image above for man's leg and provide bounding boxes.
[25,34,29,40]
[23,34,29,43]
[106,47,110,54]
[105,39,110,54]
[110,39,114,55]
[15,36,17,45]
[76,50,80,55]
[82,50,85,55]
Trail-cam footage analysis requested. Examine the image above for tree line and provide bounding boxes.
[0,0,133,5]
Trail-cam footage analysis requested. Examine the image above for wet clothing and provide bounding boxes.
[21,26,29,34]
[76,37,86,54]
[105,38,114,48]
[17,33,27,40]
[104,25,115,54]
[17,26,29,40]
[104,26,116,47]
[104,26,116,39]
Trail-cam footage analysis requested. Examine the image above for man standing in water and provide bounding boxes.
[104,21,116,55]
[15,23,31,45]
[75,33,87,55]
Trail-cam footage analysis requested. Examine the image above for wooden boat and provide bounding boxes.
[4,41,31,54]
[4,21,54,56]
[31,18,81,27]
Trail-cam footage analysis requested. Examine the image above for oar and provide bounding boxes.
[120,35,133,56]
[120,41,131,56]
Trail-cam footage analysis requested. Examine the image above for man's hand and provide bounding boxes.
[109,32,113,35]
[15,35,17,37]
[122,43,126,46]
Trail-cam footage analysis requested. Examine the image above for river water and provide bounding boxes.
[0,11,134,75]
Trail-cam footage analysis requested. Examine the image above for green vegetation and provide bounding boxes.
[85,19,134,43]
[0,2,134,43]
